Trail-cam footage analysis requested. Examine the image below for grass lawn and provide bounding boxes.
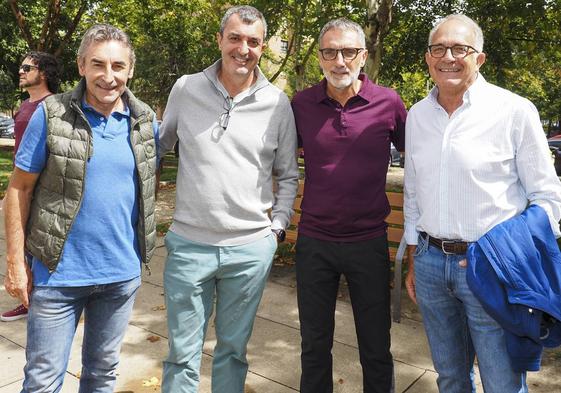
[160,152,178,183]
[0,147,13,198]
[0,149,178,200]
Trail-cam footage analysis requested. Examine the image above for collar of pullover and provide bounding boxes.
[203,59,269,103]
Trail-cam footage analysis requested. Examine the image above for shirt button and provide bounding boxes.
[99,117,104,121]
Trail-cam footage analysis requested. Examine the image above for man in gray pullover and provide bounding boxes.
[158,5,298,393]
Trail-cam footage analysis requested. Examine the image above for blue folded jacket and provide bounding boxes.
[466,204,561,372]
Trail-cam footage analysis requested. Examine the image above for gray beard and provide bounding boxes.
[323,68,360,90]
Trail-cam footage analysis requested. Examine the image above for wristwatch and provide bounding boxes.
[272,228,286,242]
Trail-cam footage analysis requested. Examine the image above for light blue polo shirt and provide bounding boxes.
[16,99,159,286]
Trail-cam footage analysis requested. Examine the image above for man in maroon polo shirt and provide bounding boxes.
[1,51,60,322]
[291,18,406,393]
[13,52,60,156]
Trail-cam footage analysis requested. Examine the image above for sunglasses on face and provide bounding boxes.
[19,64,39,73]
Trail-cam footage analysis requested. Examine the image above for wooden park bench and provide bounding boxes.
[284,180,408,323]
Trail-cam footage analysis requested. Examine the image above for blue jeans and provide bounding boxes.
[162,231,277,393]
[414,235,527,393]
[22,276,141,393]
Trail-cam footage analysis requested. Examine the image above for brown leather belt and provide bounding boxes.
[421,232,469,255]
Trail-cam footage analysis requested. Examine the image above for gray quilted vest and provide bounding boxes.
[25,79,158,273]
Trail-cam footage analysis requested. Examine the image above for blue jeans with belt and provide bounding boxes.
[22,276,141,393]
[162,231,277,393]
[414,234,527,393]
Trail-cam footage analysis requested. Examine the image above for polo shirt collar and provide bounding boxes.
[314,73,373,104]
[81,97,130,118]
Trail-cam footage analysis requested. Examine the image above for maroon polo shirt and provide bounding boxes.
[13,97,50,156]
[291,74,406,242]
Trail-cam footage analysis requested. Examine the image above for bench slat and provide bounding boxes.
[386,191,403,207]
[386,210,404,226]
[387,227,404,243]
[293,197,302,211]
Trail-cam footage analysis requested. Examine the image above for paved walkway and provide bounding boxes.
[0,210,559,391]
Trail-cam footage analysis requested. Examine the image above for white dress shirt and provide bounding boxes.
[404,75,561,244]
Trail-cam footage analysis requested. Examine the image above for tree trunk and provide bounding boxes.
[364,0,393,83]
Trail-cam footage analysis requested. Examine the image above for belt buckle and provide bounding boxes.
[441,240,455,255]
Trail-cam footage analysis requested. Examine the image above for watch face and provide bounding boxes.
[274,229,286,242]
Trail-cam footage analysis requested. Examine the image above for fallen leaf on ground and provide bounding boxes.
[142,377,161,387]
[147,335,160,342]
[338,378,345,384]
[244,385,257,393]
[151,305,166,311]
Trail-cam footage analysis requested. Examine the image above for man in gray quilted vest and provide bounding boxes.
[3,24,159,392]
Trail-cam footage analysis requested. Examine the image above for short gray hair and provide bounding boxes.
[78,24,136,66]
[428,14,484,52]
[220,5,268,40]
[319,18,366,48]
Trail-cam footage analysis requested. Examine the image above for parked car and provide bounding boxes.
[390,144,404,167]
[547,136,561,176]
[0,116,15,139]
[548,135,561,150]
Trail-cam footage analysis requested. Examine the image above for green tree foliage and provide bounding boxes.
[1,2,30,109]
[1,0,559,127]
[6,0,100,88]
[254,0,366,94]
[101,0,226,110]
[0,70,17,114]
[379,0,461,103]
[378,0,561,133]
[7,0,91,56]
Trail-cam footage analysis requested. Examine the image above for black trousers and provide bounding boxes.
[296,234,393,393]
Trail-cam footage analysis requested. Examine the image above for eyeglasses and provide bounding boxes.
[19,64,39,73]
[428,44,479,59]
[219,97,233,130]
[318,48,365,61]
[219,110,230,130]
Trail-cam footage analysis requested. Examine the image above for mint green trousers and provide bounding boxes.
[162,230,277,393]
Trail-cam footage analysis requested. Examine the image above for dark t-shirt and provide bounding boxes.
[291,74,407,242]
[13,97,49,155]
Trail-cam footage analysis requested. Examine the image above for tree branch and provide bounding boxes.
[505,36,561,45]
[45,0,62,51]
[300,36,318,67]
[39,0,56,50]
[8,0,35,49]
[54,0,89,57]
[270,33,295,83]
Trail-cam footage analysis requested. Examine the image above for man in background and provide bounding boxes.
[1,51,60,322]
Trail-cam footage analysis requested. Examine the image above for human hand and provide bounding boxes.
[4,261,32,308]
